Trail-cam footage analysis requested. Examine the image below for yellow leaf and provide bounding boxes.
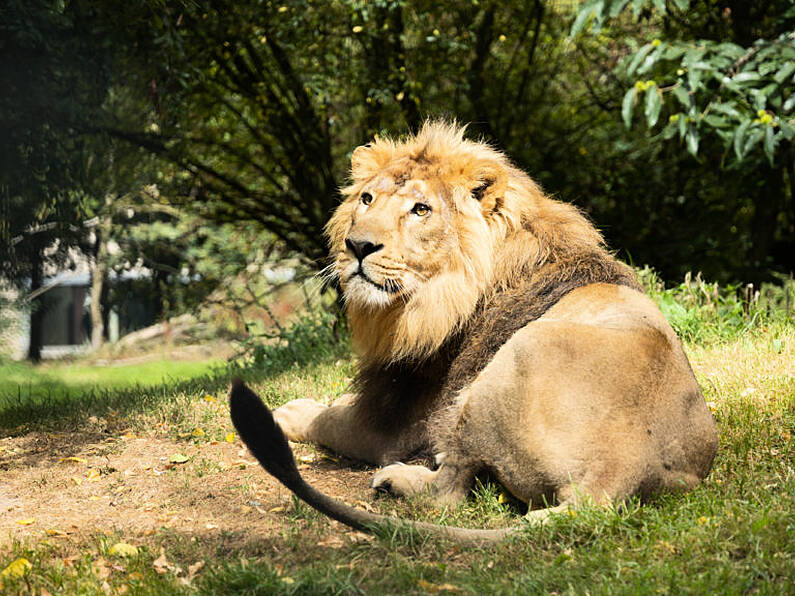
[191,428,205,437]
[86,468,101,482]
[71,475,83,486]
[16,518,35,526]
[44,528,68,537]
[224,433,235,443]
[203,395,216,403]
[109,543,139,557]
[1,557,32,578]
[59,456,87,464]
[281,577,295,584]
[170,453,189,464]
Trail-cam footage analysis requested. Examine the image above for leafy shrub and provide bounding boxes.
[232,308,349,375]
[638,266,793,343]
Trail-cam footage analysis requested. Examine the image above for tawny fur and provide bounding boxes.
[236,121,719,541]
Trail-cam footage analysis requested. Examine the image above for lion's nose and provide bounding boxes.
[345,238,383,262]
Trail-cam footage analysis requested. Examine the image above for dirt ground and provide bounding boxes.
[0,413,377,551]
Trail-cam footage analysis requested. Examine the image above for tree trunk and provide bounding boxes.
[27,238,43,363]
[90,216,109,349]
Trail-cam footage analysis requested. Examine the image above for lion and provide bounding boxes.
[230,121,718,543]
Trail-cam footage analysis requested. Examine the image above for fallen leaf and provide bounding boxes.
[71,475,83,486]
[205,523,218,530]
[44,528,68,537]
[109,543,139,557]
[298,454,315,463]
[94,559,112,579]
[317,536,344,548]
[89,496,101,501]
[204,395,217,403]
[224,433,235,443]
[169,454,189,464]
[191,428,205,438]
[346,531,373,543]
[152,549,176,575]
[417,579,459,592]
[59,456,87,464]
[86,468,101,482]
[353,500,374,512]
[269,506,286,513]
[1,558,32,578]
[187,560,204,578]
[16,518,35,526]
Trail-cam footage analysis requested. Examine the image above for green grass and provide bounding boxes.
[1,278,793,594]
[0,358,223,399]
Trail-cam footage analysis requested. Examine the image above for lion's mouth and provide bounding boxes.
[351,270,402,294]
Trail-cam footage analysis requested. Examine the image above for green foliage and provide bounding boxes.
[234,308,349,375]
[639,266,794,342]
[574,0,795,163]
[568,0,795,284]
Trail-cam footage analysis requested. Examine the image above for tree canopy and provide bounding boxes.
[2,0,793,305]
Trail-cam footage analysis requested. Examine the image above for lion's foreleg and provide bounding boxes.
[273,395,398,465]
[370,458,475,507]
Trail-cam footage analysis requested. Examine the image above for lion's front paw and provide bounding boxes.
[371,463,437,497]
[272,399,328,442]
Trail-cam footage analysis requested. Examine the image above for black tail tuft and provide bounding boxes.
[229,380,302,491]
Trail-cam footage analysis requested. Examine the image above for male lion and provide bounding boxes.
[230,121,718,543]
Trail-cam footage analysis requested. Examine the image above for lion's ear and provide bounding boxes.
[350,144,372,175]
[350,140,393,182]
[470,162,507,214]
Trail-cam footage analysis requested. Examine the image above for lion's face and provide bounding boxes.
[323,122,541,361]
[331,175,460,309]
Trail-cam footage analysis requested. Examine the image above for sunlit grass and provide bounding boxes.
[0,359,224,399]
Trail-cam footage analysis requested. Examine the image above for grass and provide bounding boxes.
[1,277,793,594]
[0,359,224,399]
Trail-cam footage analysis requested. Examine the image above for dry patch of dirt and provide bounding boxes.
[0,413,376,552]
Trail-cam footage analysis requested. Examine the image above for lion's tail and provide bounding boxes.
[229,380,518,545]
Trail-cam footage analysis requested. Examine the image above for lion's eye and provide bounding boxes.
[361,192,373,206]
[411,202,431,216]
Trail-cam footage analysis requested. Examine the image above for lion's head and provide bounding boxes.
[326,121,604,363]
